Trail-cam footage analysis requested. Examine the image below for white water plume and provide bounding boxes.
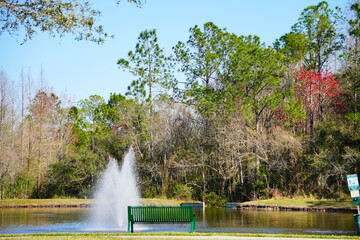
[89,148,140,230]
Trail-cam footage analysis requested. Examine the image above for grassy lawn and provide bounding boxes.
[240,198,354,209]
[141,198,184,205]
[0,233,359,240]
[0,198,93,206]
[0,198,183,207]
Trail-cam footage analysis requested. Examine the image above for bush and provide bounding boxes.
[203,192,226,207]
[1,174,35,199]
[167,182,192,200]
[142,185,158,198]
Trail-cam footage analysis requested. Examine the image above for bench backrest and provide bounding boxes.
[128,206,194,222]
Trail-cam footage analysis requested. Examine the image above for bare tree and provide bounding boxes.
[0,70,20,198]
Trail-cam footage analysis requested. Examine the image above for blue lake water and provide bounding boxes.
[0,207,356,235]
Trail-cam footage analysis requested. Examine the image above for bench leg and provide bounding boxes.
[128,221,134,233]
[190,220,196,233]
[190,213,196,233]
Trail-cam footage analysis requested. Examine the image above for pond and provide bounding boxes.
[0,207,356,235]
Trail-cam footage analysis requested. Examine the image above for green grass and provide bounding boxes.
[0,233,359,240]
[0,198,182,206]
[141,198,184,204]
[0,198,93,206]
[240,198,354,209]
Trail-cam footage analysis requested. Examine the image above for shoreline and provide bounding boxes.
[0,199,180,208]
[237,204,357,213]
[0,203,92,208]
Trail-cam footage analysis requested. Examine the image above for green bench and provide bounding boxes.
[127,206,196,233]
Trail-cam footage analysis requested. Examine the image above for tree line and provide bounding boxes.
[0,1,359,202]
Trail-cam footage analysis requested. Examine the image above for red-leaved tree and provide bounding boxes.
[294,68,343,133]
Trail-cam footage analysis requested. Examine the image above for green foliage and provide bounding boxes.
[174,22,235,87]
[175,22,303,129]
[274,32,310,63]
[230,41,295,128]
[167,182,192,200]
[41,146,106,198]
[303,120,360,197]
[173,22,238,119]
[2,174,35,199]
[346,113,360,125]
[349,3,360,39]
[342,3,360,118]
[141,186,158,198]
[203,192,226,207]
[118,29,175,103]
[285,1,344,71]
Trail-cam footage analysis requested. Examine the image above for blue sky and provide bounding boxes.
[0,0,349,103]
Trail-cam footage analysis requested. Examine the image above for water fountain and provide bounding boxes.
[89,147,140,230]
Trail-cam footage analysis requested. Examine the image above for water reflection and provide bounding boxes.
[195,208,355,235]
[0,207,356,235]
[0,208,88,233]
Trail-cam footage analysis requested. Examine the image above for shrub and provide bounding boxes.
[167,182,192,200]
[203,192,226,207]
[142,186,158,198]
